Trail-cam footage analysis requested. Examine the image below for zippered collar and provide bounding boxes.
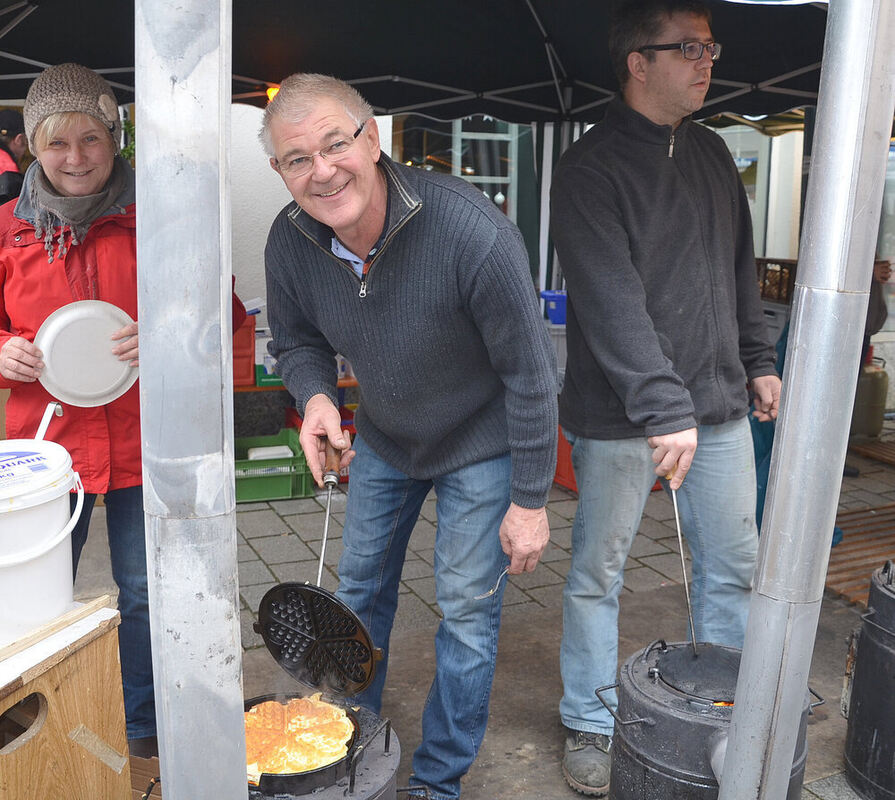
[286,152,423,254]
[604,96,693,154]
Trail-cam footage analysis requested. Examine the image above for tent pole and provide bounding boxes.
[523,0,568,114]
[135,1,248,798]
[538,121,554,296]
[718,1,895,797]
[0,3,37,43]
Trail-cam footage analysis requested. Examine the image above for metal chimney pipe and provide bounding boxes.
[719,2,895,798]
[135,2,248,798]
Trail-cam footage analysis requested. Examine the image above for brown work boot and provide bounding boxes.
[562,728,611,796]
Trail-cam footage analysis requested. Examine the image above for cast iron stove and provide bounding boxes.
[248,583,402,799]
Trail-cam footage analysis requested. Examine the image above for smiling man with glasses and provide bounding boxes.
[549,1,781,795]
[260,73,557,800]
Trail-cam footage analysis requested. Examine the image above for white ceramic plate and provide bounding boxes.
[34,300,138,407]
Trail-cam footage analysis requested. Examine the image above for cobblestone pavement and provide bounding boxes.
[230,484,689,652]
[73,434,895,799]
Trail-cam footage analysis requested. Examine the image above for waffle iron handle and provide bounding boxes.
[595,683,656,727]
[641,639,669,663]
[323,439,341,487]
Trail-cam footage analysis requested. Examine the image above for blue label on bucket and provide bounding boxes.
[0,451,50,482]
[0,442,71,504]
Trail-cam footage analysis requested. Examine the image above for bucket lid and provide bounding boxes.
[253,583,381,696]
[0,439,75,510]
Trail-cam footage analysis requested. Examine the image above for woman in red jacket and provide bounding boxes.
[2,64,153,759]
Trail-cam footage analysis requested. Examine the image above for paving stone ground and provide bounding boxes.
[74,424,895,799]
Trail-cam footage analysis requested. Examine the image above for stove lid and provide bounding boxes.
[255,583,381,696]
[875,561,895,593]
[656,643,741,704]
[869,561,895,631]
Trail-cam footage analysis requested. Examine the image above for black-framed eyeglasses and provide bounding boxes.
[276,121,367,177]
[638,41,722,62]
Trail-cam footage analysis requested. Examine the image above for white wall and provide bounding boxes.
[377,115,393,159]
[231,103,292,328]
[714,125,804,260]
[765,131,804,260]
[715,126,767,253]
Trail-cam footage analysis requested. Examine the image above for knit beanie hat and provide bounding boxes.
[23,63,121,153]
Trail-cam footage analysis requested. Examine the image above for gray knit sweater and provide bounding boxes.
[265,155,557,508]
[551,98,777,440]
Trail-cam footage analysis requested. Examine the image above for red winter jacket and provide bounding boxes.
[0,198,246,494]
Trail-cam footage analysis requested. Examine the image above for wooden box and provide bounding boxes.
[0,605,131,799]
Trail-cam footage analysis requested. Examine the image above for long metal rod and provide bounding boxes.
[670,488,697,657]
[135,1,247,798]
[317,484,335,586]
[719,2,895,797]
[317,449,341,586]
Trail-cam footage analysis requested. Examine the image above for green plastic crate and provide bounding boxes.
[235,428,313,503]
[255,363,283,387]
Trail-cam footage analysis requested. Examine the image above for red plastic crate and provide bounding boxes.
[233,315,255,386]
[554,425,577,492]
[554,425,661,494]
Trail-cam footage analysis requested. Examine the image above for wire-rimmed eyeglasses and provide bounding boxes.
[275,120,367,177]
[638,41,722,62]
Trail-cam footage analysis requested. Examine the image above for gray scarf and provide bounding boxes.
[29,156,130,265]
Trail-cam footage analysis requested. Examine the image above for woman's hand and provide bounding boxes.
[111,322,139,367]
[0,336,43,382]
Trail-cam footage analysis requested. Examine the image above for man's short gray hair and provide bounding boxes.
[259,73,374,157]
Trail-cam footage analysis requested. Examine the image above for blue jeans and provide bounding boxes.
[337,435,511,800]
[71,485,156,740]
[560,417,758,736]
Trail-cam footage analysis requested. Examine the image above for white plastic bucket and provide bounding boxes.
[0,439,84,648]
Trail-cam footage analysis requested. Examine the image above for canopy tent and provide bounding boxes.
[9,4,886,800]
[0,0,826,123]
[0,0,828,299]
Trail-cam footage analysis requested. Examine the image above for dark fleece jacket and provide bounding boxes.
[551,97,776,440]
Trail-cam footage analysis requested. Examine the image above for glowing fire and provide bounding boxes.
[245,693,354,784]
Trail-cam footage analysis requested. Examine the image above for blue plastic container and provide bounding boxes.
[541,290,567,324]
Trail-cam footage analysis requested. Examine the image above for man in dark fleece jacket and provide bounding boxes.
[261,73,557,800]
[549,1,782,795]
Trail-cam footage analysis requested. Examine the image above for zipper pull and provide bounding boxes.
[668,133,675,158]
[359,256,372,298]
